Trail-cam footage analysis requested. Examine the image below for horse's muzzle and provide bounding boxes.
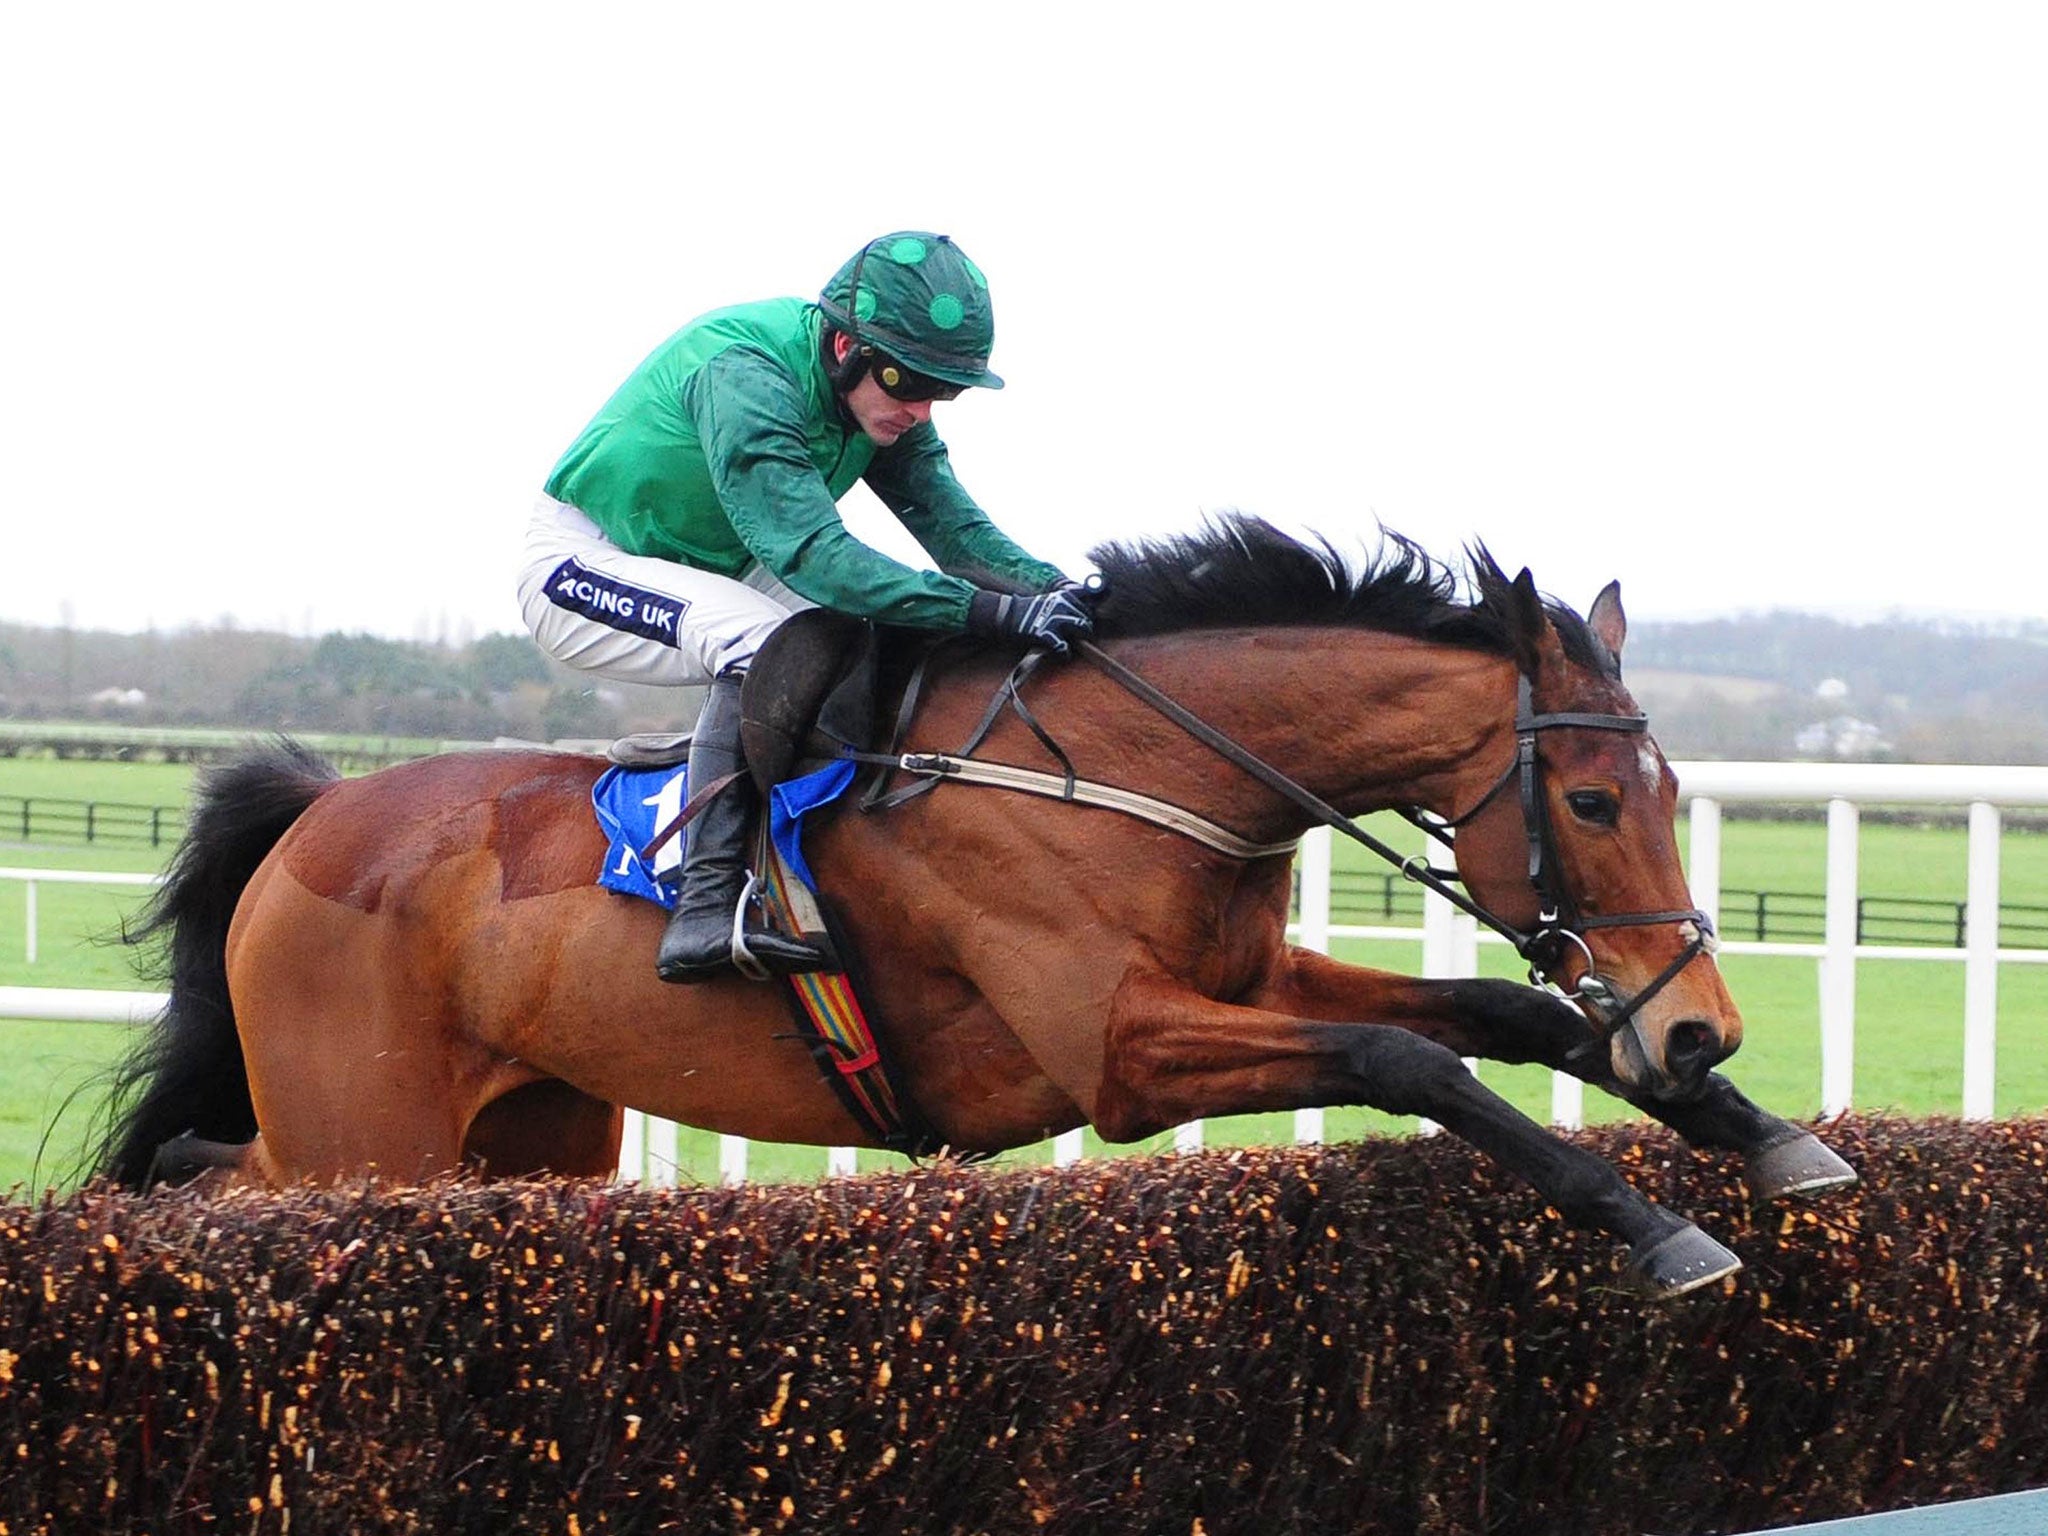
[1620,1015,1731,1100]
[1663,1017,1732,1084]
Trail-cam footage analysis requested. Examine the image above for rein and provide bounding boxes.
[851,635,1715,1072]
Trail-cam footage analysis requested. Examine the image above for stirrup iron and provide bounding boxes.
[729,873,773,983]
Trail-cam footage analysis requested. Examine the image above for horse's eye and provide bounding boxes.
[1565,789,1620,827]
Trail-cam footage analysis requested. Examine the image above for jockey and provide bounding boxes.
[518,232,1094,985]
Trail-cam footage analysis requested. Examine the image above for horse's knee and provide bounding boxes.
[1343,1027,1477,1116]
[1451,978,1594,1062]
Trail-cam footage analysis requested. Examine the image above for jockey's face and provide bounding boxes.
[832,331,938,447]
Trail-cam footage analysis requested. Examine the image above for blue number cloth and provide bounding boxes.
[592,757,858,909]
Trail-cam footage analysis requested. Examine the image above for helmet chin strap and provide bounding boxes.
[826,329,871,394]
[824,238,879,396]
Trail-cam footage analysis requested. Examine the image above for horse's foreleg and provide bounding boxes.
[1252,949,1855,1201]
[1250,949,1590,1060]
[1597,1073,1857,1200]
[1098,976,1738,1298]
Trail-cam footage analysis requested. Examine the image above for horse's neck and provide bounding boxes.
[1091,629,1518,834]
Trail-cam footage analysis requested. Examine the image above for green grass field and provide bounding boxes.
[4,758,2045,1195]
[0,756,198,808]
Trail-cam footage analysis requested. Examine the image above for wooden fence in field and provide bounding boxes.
[1,796,182,849]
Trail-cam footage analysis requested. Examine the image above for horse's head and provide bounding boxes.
[1450,560,1741,1099]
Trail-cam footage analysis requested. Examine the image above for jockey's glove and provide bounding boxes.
[1048,572,1109,609]
[967,586,1095,655]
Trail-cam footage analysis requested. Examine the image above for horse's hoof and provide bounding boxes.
[1626,1224,1742,1299]
[1747,1131,1858,1202]
[146,1133,252,1189]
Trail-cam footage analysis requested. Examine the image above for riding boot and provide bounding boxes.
[655,672,834,985]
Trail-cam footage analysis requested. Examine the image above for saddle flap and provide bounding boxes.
[739,609,878,795]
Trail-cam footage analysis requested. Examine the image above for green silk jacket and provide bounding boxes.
[544,299,1061,630]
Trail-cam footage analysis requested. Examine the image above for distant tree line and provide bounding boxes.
[1629,612,2048,763]
[0,622,682,742]
[1,610,2044,760]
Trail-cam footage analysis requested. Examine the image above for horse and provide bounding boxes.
[92,518,1852,1297]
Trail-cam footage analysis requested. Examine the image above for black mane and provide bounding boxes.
[1085,515,1618,677]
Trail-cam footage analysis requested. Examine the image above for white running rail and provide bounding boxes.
[621,761,2048,1183]
[0,866,160,965]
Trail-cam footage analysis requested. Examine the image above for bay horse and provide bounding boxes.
[94,519,1851,1296]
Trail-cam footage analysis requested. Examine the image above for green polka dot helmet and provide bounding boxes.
[818,232,1003,391]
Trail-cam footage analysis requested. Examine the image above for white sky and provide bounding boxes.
[3,2,2043,642]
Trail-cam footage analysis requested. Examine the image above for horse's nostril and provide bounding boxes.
[1665,1019,1722,1076]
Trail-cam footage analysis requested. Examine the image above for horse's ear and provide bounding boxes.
[1506,567,1558,679]
[1588,580,1626,660]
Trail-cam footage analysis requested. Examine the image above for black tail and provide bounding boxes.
[87,739,340,1189]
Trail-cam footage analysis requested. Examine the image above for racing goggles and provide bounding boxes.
[871,354,965,403]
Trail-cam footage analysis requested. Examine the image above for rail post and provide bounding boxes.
[1687,795,1722,932]
[645,1116,678,1186]
[1821,798,1860,1117]
[1294,826,1333,1145]
[719,1133,748,1187]
[1962,801,2001,1120]
[1418,839,1485,1133]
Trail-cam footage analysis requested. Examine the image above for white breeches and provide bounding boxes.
[516,497,815,686]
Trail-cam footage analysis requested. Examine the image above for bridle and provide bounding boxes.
[851,637,1717,1076]
[1395,674,1719,1071]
